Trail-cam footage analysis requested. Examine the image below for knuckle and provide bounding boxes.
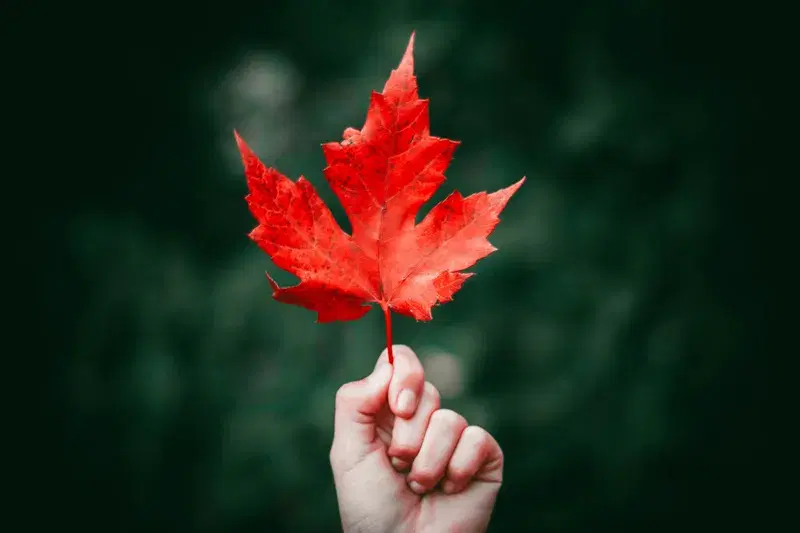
[393,344,416,358]
[334,382,357,407]
[411,466,439,485]
[463,424,491,444]
[329,442,337,461]
[393,345,421,368]
[388,443,420,460]
[423,381,441,405]
[463,425,504,471]
[334,385,348,406]
[374,350,390,367]
[329,442,342,468]
[430,408,467,429]
[447,464,471,482]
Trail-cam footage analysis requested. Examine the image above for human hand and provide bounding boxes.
[329,345,503,533]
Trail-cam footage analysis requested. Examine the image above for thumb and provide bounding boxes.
[331,361,393,462]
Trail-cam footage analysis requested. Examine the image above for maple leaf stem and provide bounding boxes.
[381,303,394,365]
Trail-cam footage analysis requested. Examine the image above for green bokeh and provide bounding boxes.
[39,1,774,531]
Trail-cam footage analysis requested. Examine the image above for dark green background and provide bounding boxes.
[31,1,782,531]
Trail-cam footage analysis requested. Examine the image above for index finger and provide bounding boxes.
[375,345,424,419]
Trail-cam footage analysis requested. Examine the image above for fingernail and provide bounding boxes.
[441,480,458,493]
[397,389,416,414]
[408,480,426,494]
[391,457,409,470]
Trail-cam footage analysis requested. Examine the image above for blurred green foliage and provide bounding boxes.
[35,1,777,531]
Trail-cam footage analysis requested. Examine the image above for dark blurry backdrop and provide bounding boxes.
[23,0,786,532]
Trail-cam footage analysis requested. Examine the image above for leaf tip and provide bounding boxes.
[491,176,526,208]
[234,130,255,161]
[265,272,280,293]
[400,32,416,71]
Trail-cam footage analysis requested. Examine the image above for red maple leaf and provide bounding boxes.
[235,33,524,363]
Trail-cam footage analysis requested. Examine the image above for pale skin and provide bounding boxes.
[330,345,504,533]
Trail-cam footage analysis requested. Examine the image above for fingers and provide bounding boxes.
[330,360,393,467]
[388,381,441,470]
[406,409,468,494]
[375,344,424,418]
[442,425,504,494]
